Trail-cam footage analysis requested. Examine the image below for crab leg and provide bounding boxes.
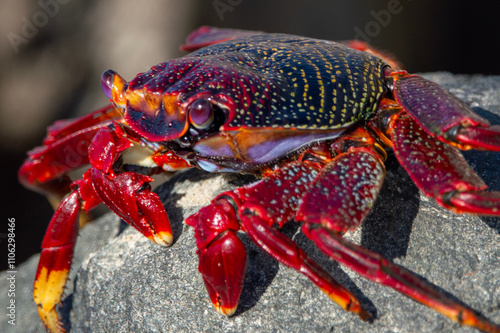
[295,148,386,234]
[296,147,500,333]
[341,40,402,69]
[390,113,500,215]
[34,170,101,333]
[19,105,122,198]
[186,162,371,320]
[390,70,500,151]
[181,26,264,51]
[43,104,121,145]
[304,228,500,333]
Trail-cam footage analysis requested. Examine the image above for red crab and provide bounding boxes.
[19,27,500,333]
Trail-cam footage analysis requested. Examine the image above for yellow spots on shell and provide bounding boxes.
[215,33,387,130]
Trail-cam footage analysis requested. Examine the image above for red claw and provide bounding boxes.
[188,200,246,315]
[90,165,173,246]
[88,124,131,175]
[198,232,247,316]
[187,163,373,321]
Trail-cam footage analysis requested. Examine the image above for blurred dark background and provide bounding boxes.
[1,0,499,271]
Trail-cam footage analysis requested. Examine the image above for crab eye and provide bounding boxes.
[101,70,116,100]
[188,99,214,129]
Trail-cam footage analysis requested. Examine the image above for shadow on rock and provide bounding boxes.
[361,154,420,261]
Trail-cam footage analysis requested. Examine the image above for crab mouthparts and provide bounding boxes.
[125,92,189,141]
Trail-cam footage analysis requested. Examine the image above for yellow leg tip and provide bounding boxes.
[37,306,65,333]
[34,267,69,333]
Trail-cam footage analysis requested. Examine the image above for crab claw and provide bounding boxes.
[186,200,247,316]
[198,232,247,316]
[90,168,173,246]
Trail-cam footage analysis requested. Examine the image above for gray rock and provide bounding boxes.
[2,73,499,333]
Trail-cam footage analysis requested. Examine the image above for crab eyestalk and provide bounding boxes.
[101,70,128,109]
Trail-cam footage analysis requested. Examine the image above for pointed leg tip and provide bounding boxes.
[358,308,373,322]
[469,321,500,333]
[37,306,65,333]
[458,311,500,333]
[324,289,373,322]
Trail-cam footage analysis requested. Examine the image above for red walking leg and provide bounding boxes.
[34,170,101,333]
[186,162,371,320]
[390,114,500,215]
[296,146,500,333]
[19,105,121,199]
[390,71,500,151]
[303,228,500,333]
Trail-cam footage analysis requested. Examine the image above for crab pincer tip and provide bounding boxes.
[214,303,237,317]
[152,231,173,247]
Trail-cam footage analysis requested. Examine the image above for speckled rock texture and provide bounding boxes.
[1,73,499,333]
